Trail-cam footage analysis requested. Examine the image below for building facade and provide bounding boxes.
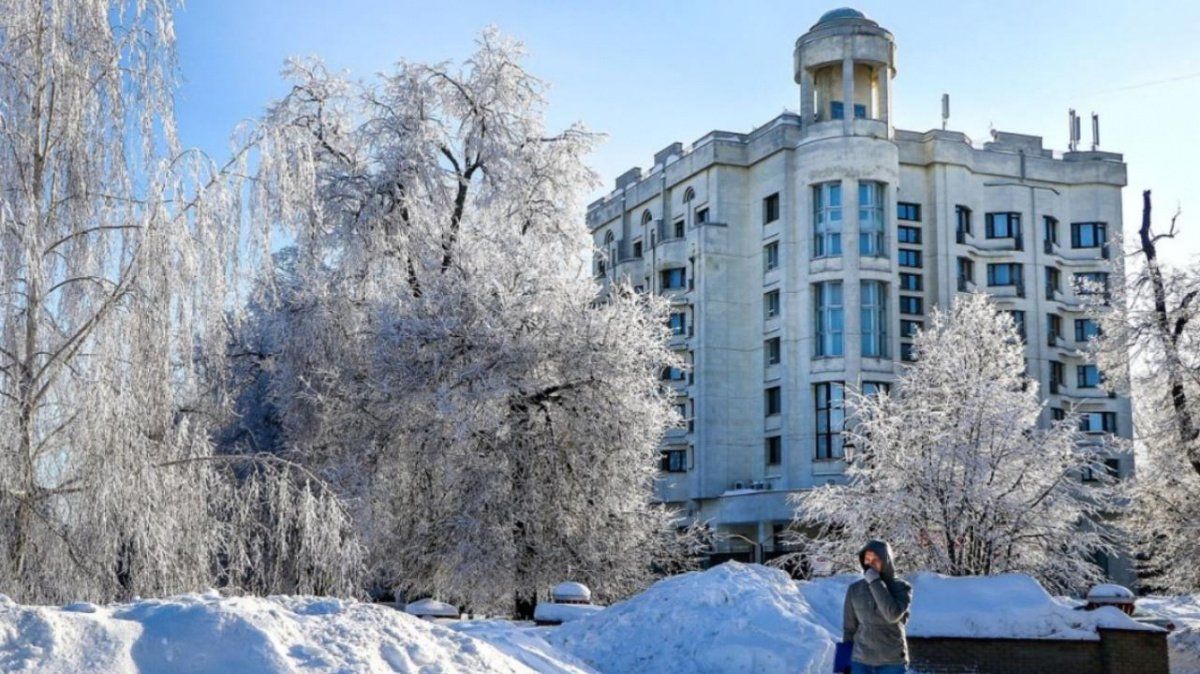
[587,8,1133,581]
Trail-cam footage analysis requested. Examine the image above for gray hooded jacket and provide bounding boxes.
[842,540,913,667]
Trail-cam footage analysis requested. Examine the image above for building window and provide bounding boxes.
[763,193,780,224]
[765,386,782,416]
[668,312,687,335]
[830,100,845,120]
[764,290,781,319]
[897,202,921,221]
[633,240,643,258]
[695,207,710,224]
[661,267,686,290]
[1078,364,1102,388]
[1008,310,1026,341]
[900,319,922,338]
[899,342,916,362]
[1075,318,1101,342]
[957,257,974,291]
[897,225,921,244]
[765,435,782,466]
[854,103,867,119]
[1052,407,1066,421]
[859,181,886,257]
[985,212,1021,239]
[1071,222,1107,248]
[764,241,780,272]
[987,262,1023,287]
[899,296,923,315]
[1046,267,1061,298]
[813,182,843,258]
[814,282,844,357]
[861,281,889,358]
[661,365,685,381]
[1050,360,1065,393]
[861,381,891,397]
[900,272,922,291]
[1074,272,1109,297]
[1047,313,1063,344]
[672,219,685,239]
[1079,411,1118,434]
[660,448,687,473]
[682,187,695,203]
[1044,216,1059,248]
[956,205,972,238]
[898,249,922,268]
[765,337,781,366]
[815,382,845,459]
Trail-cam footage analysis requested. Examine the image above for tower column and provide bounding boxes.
[842,54,854,133]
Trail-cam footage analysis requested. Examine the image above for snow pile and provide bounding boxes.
[533,603,604,624]
[904,572,1157,640]
[0,592,532,673]
[453,621,596,673]
[1138,594,1200,674]
[546,562,836,674]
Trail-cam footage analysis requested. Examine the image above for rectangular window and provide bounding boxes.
[861,381,891,397]
[1074,272,1109,296]
[830,101,845,120]
[763,193,780,224]
[957,257,974,290]
[897,202,921,221]
[1047,313,1063,343]
[1051,361,1065,393]
[764,290,781,319]
[765,386,782,416]
[1079,411,1118,434]
[899,296,923,315]
[900,319,922,338]
[814,382,845,459]
[661,365,685,381]
[1052,407,1066,421]
[985,212,1021,239]
[764,241,780,272]
[813,182,843,258]
[853,103,867,119]
[1077,364,1102,388]
[899,342,916,362]
[1071,222,1107,248]
[660,448,687,473]
[987,263,1023,287]
[897,226,921,244]
[900,272,923,291]
[1075,318,1101,342]
[1046,267,1062,297]
[814,282,844,357]
[898,249,922,268]
[859,182,886,257]
[633,240,643,258]
[1044,216,1059,247]
[1009,310,1026,340]
[668,312,687,336]
[673,219,685,238]
[695,207,709,224]
[765,436,782,466]
[861,281,889,358]
[956,205,972,238]
[661,267,687,290]
[765,337,781,366]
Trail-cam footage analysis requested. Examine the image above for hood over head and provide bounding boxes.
[858,539,897,579]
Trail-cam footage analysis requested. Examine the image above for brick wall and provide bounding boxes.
[908,629,1167,674]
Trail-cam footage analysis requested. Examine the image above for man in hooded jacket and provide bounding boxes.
[842,540,913,674]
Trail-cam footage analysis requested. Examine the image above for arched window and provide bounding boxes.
[641,210,654,225]
[682,187,695,203]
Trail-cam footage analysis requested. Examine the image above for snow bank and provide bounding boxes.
[452,621,596,673]
[1138,594,1200,674]
[546,562,836,674]
[0,593,532,673]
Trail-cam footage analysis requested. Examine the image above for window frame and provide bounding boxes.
[814,381,845,460]
[763,193,780,225]
[813,281,844,358]
[812,182,843,259]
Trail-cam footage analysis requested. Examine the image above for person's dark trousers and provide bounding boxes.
[849,663,906,674]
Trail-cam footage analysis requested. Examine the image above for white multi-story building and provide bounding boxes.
[588,8,1132,581]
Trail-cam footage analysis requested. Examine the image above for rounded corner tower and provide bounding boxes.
[794,7,897,141]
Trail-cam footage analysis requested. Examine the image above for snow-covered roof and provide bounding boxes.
[551,581,591,603]
[1087,584,1135,602]
[404,598,460,618]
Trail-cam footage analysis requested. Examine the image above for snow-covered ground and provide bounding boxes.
[1139,594,1200,674]
[0,563,1185,673]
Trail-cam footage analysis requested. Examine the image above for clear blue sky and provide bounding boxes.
[174,1,1200,262]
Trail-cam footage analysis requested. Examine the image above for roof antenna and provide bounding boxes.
[1091,112,1100,151]
[1068,109,1078,152]
[941,93,950,130]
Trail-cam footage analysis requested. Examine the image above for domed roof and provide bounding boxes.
[816,7,868,24]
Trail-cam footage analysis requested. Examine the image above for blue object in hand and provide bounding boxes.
[834,641,853,673]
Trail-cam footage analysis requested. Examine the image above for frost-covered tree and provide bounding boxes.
[1089,191,1200,591]
[0,0,359,602]
[784,293,1120,593]
[230,31,690,615]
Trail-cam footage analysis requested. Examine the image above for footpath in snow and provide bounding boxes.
[0,562,1187,673]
